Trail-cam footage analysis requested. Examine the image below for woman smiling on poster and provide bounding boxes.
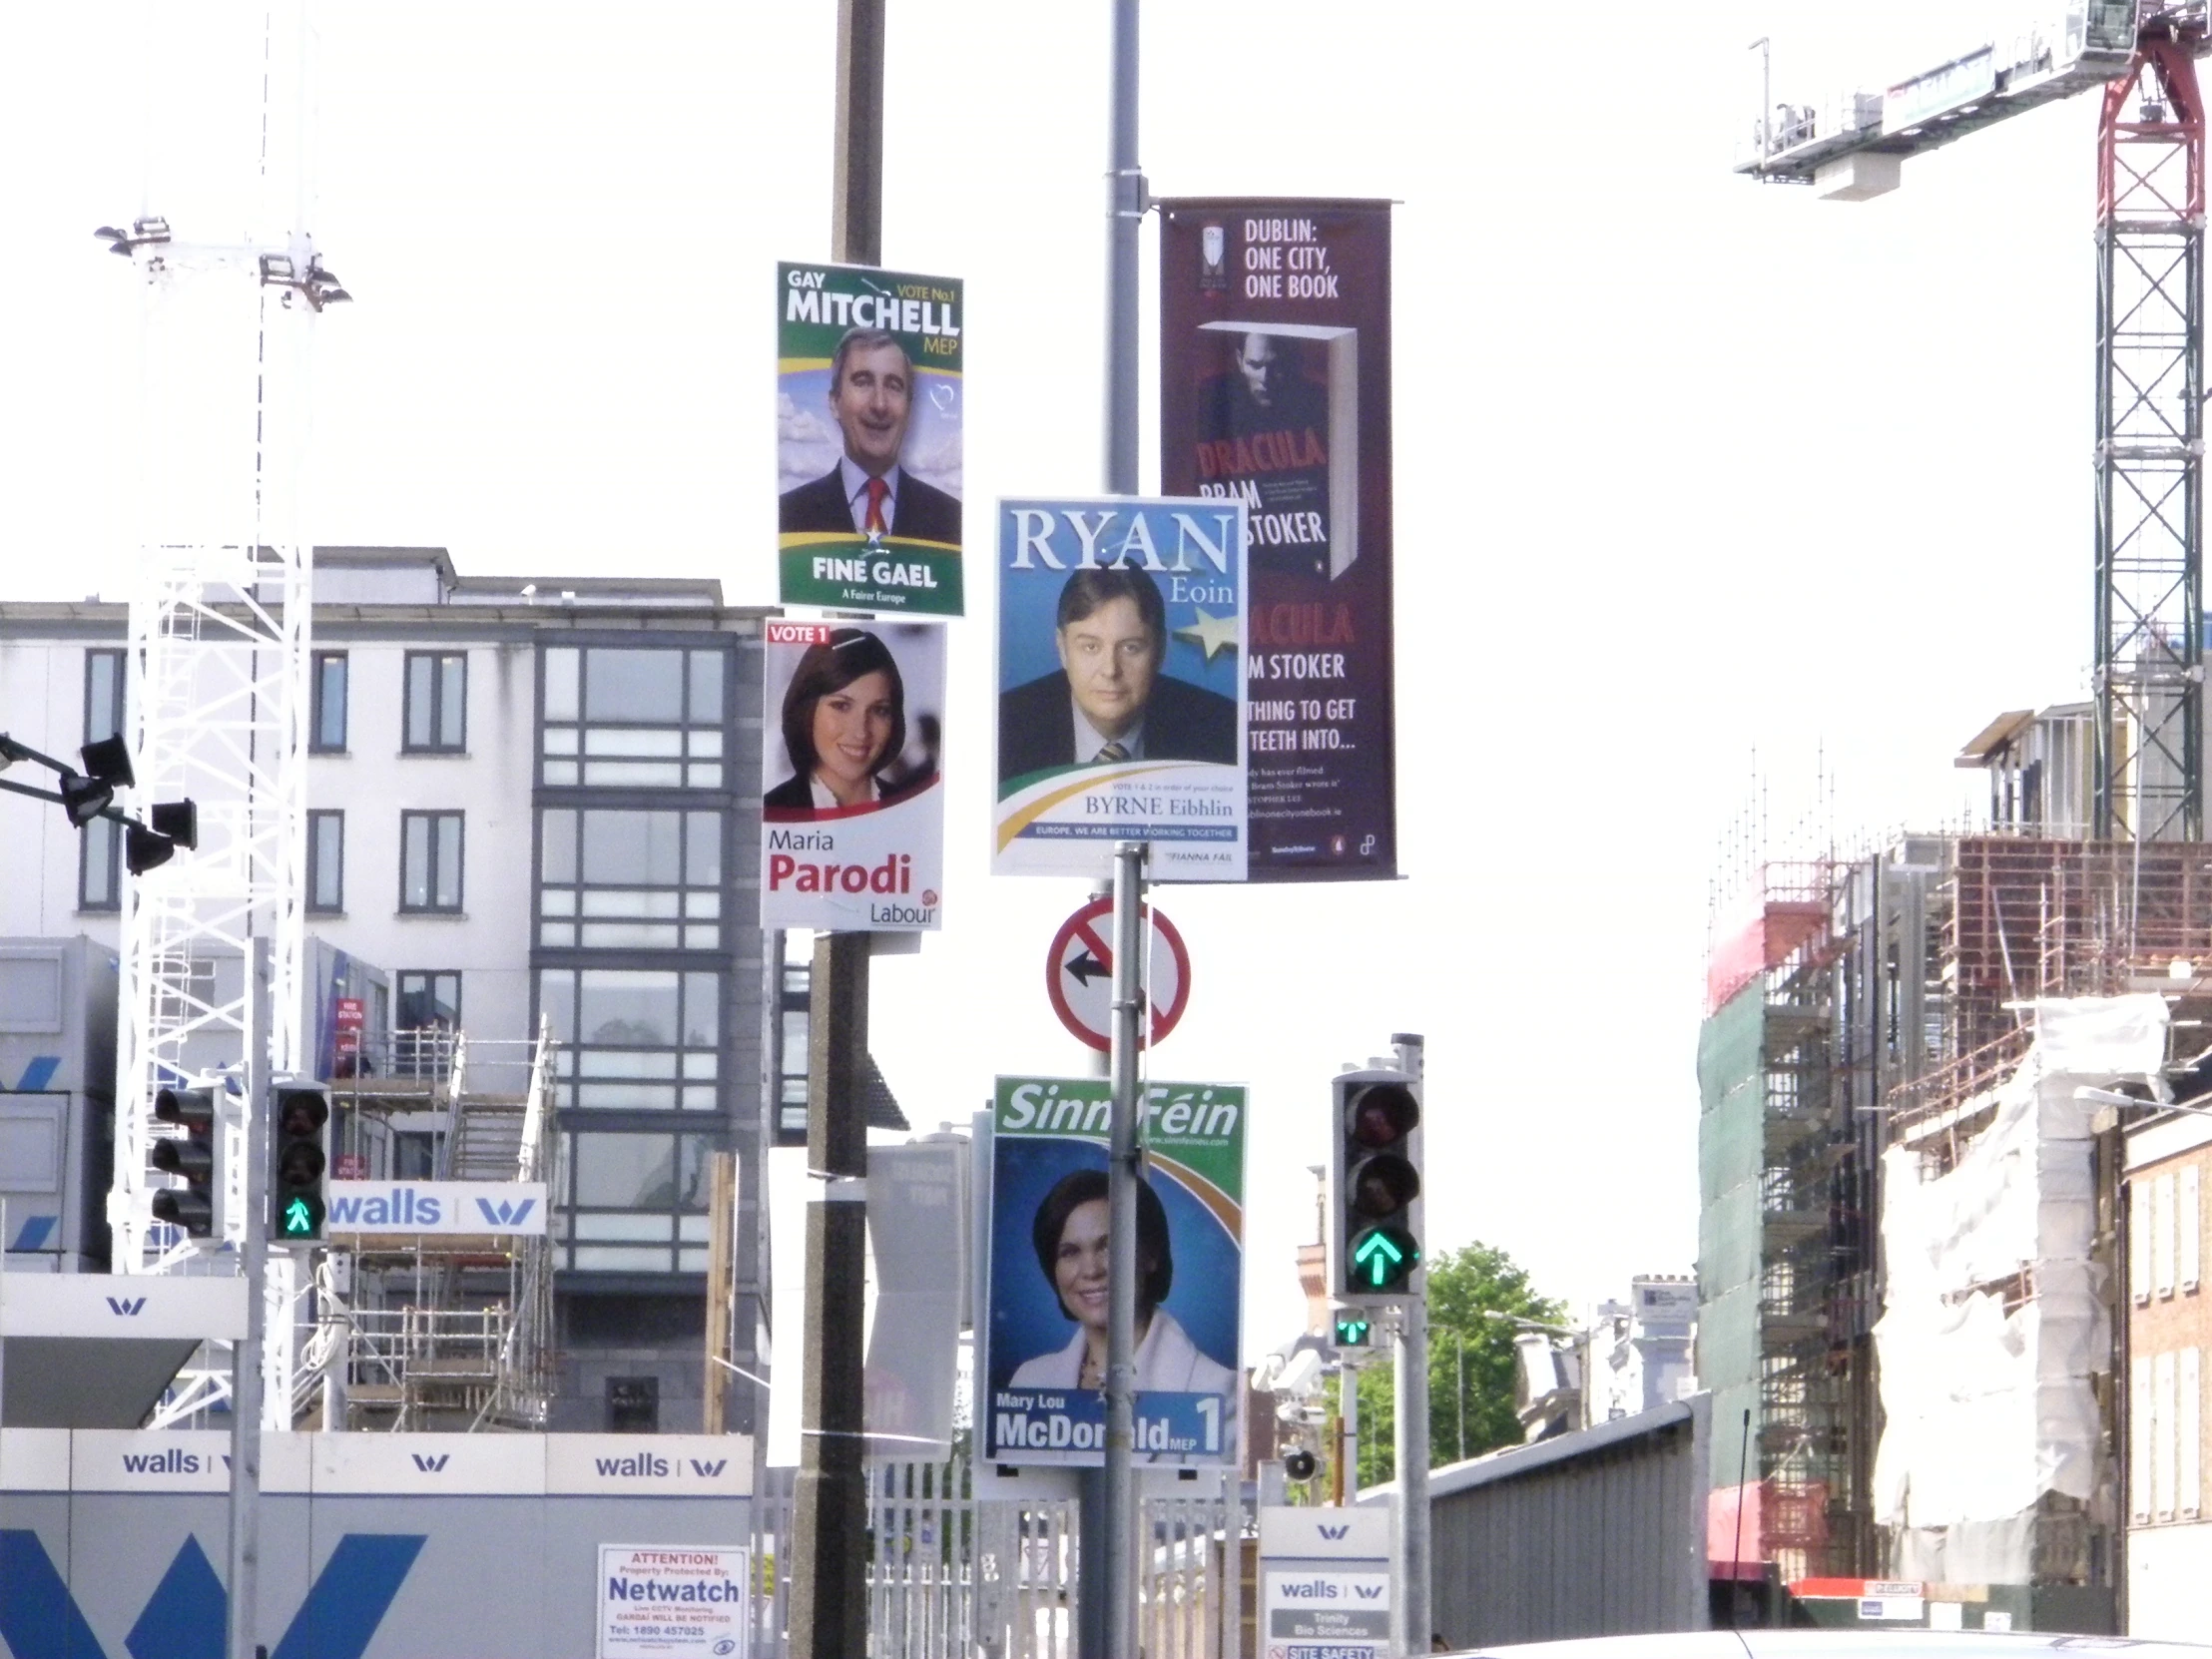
[1009,1169,1237,1402]
[764,628,931,818]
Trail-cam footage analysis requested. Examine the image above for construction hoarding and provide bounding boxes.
[777,261,964,615]
[759,619,944,930]
[993,496,1249,881]
[980,1075,1244,1468]
[1158,199,1396,881]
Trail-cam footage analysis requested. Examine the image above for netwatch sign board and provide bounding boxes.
[993,497,1248,881]
[597,1545,750,1659]
[1159,200,1397,882]
[759,619,945,930]
[981,1075,1244,1468]
[777,261,964,615]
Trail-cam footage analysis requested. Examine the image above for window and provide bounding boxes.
[306,812,344,912]
[78,651,127,910]
[394,971,460,1078]
[2157,1173,2178,1299]
[2134,1355,2154,1522]
[540,645,726,788]
[392,1131,438,1180]
[561,1128,715,1273]
[2186,1348,2204,1519]
[778,955,809,1145]
[310,653,349,752]
[538,968,720,1113]
[2136,1179,2155,1306]
[399,812,464,911]
[2156,1350,2179,1519]
[607,1376,660,1432]
[2187,1164,2204,1294]
[403,652,467,752]
[538,808,723,949]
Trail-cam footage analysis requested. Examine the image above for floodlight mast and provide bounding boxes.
[1738,6,2211,842]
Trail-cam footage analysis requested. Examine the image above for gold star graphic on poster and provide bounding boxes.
[1172,607,1240,663]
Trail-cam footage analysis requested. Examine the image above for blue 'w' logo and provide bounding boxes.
[0,1530,422,1659]
[474,1197,536,1227]
[105,1298,147,1317]
[1318,1523,1350,1539]
[409,1453,449,1472]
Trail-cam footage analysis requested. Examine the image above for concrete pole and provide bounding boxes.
[227,936,271,1659]
[789,6,882,1655]
[1101,841,1148,1659]
[1391,1032,1428,1657]
[1343,1354,1360,1504]
[790,932,871,1659]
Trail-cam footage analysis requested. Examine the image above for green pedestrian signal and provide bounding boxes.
[1351,1225,1418,1291]
[268,1081,330,1244]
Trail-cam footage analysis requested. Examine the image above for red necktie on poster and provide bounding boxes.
[863,477,889,535]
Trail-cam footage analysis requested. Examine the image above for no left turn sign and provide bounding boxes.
[1045,894,1191,1053]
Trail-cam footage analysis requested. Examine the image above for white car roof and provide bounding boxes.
[1451,1635,2212,1659]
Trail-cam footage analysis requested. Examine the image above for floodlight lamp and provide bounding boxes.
[149,800,198,849]
[0,735,23,772]
[58,772,113,829]
[125,824,176,875]
[2173,958,2197,980]
[79,735,135,789]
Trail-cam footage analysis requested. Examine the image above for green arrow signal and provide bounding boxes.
[1354,1232,1403,1285]
[282,1197,314,1237]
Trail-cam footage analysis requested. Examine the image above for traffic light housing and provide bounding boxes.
[270,1081,330,1242]
[1328,1068,1422,1304]
[1333,1311,1375,1351]
[149,1082,223,1239]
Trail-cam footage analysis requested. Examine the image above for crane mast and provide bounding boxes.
[1745,3,2211,842]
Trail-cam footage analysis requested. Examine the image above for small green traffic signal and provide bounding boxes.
[1334,1314,1373,1349]
[1351,1224,1419,1292]
[269,1081,330,1243]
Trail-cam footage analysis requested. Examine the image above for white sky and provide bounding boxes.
[0,2,2106,1350]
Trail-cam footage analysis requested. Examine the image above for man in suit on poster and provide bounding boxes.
[998,566,1237,785]
[780,327,961,545]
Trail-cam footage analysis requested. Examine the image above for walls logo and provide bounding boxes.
[473,1196,536,1228]
[409,1453,449,1472]
[0,1530,423,1659]
[1318,1523,1350,1539]
[105,1297,147,1317]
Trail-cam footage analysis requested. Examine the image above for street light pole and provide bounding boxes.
[788,5,882,1657]
[1099,841,1148,1659]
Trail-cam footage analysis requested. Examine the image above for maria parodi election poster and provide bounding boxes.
[1158,201,1395,881]
[759,619,945,931]
[993,496,1248,881]
[982,1076,1245,1468]
[778,261,964,616]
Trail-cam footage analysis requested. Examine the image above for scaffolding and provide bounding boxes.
[298,1017,559,1431]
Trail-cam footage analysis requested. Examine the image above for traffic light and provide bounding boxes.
[149,1082,222,1238]
[1333,1311,1375,1351]
[1328,1068,1422,1304]
[270,1081,330,1242]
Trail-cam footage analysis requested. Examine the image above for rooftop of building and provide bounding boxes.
[0,546,766,629]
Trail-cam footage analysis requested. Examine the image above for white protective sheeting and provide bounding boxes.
[1873,994,2162,1550]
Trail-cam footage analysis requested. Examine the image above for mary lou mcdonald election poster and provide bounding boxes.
[982,1076,1245,1468]
[759,620,945,931]
[777,261,964,616]
[993,496,1248,881]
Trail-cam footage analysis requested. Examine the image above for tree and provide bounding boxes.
[1334,1240,1564,1488]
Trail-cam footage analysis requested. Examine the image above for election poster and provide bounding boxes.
[1158,201,1397,881]
[777,261,964,616]
[981,1075,1245,1468]
[597,1545,749,1659]
[993,497,1249,881]
[760,619,944,930]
